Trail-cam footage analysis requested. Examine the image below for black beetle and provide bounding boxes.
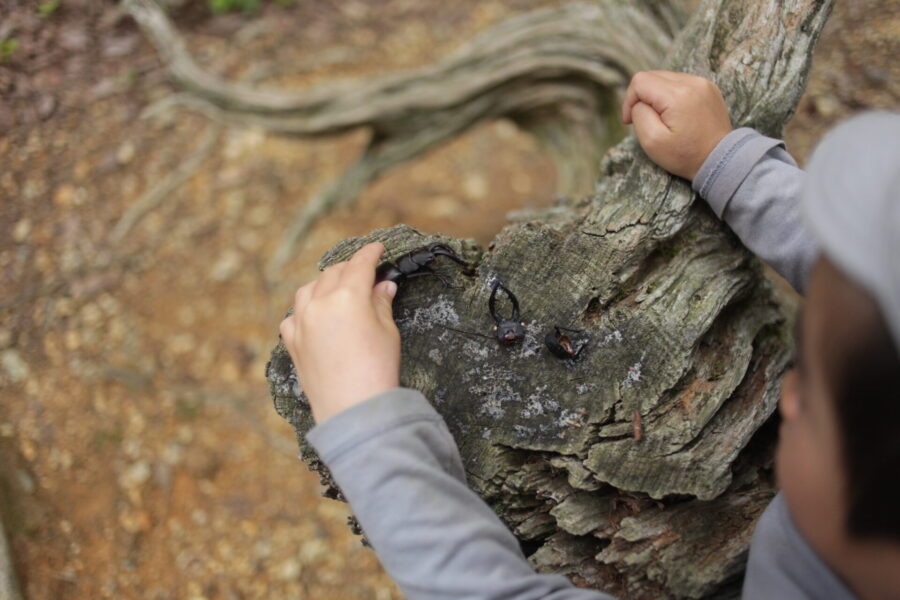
[545,326,588,359]
[489,280,526,345]
[374,242,470,287]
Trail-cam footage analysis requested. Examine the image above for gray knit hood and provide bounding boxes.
[801,111,900,349]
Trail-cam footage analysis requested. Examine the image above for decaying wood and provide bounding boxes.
[123,0,685,279]
[267,0,832,597]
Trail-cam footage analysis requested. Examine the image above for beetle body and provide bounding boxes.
[545,326,588,359]
[375,242,469,287]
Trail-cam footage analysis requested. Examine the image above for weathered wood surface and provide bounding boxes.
[265,0,832,598]
[123,0,685,278]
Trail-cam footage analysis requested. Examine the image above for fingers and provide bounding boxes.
[372,280,398,328]
[285,284,315,359]
[312,262,347,299]
[294,279,315,311]
[340,242,385,293]
[631,101,670,146]
[279,316,295,343]
[285,281,314,354]
[306,242,384,304]
[279,315,299,364]
[643,69,685,82]
[621,71,675,124]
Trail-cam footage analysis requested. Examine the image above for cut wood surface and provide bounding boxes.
[264,0,832,598]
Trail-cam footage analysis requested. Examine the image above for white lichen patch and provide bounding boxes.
[272,360,303,399]
[622,351,647,387]
[516,320,544,359]
[513,424,535,439]
[433,389,448,406]
[518,384,560,419]
[482,273,501,294]
[597,329,623,347]
[480,396,507,419]
[557,408,587,429]
[462,338,491,360]
[428,348,443,365]
[575,382,596,395]
[395,295,460,334]
[467,364,524,420]
[520,396,546,418]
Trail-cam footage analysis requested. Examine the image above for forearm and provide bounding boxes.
[693,128,818,293]
[307,388,613,600]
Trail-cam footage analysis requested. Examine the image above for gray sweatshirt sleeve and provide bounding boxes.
[692,127,819,293]
[742,493,856,599]
[306,388,613,600]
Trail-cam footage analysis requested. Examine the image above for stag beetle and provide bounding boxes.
[545,326,588,360]
[489,281,526,345]
[375,242,470,287]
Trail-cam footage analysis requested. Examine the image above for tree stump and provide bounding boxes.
[265,0,833,598]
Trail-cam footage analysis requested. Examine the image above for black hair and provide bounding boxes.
[832,310,900,542]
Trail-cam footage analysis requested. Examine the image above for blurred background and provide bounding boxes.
[0,0,897,598]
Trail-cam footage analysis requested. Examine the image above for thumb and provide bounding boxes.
[631,101,671,152]
[372,280,397,325]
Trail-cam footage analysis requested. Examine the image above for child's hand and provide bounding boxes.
[280,242,400,424]
[621,70,732,180]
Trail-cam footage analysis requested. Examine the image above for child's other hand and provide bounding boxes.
[621,71,732,181]
[280,242,400,424]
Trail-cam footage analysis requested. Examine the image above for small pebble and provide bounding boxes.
[1,349,29,382]
[116,142,136,165]
[13,218,32,242]
[274,558,302,581]
[119,461,151,490]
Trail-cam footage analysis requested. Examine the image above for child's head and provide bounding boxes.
[776,112,900,569]
[778,257,900,550]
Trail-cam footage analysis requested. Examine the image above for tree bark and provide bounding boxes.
[265,0,832,598]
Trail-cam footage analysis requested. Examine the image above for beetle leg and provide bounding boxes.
[430,245,470,267]
[403,270,434,280]
[438,324,493,341]
[432,271,461,288]
[489,281,521,322]
[556,326,586,334]
[405,265,460,288]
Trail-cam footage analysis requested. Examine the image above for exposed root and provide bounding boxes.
[122,0,683,276]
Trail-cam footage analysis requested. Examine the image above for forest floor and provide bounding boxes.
[0,0,897,598]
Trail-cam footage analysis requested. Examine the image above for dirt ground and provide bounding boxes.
[0,1,897,598]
